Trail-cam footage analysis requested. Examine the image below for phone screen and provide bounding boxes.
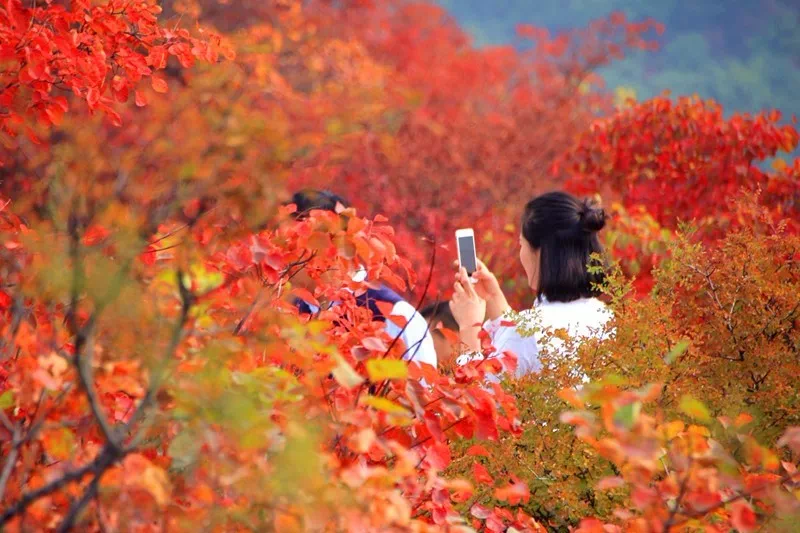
[458,235,477,274]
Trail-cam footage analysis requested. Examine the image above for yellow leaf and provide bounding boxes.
[41,427,76,461]
[366,359,407,381]
[679,395,711,423]
[361,396,409,415]
[141,465,171,506]
[664,420,685,440]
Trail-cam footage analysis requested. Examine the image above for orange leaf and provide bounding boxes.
[734,413,754,427]
[558,388,584,409]
[140,465,171,506]
[134,90,147,107]
[191,484,214,504]
[151,76,168,93]
[494,479,529,505]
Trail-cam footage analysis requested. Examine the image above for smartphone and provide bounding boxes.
[455,228,478,277]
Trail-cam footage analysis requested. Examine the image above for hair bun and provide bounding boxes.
[580,202,606,233]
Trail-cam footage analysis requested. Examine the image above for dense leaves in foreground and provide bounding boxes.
[1,0,800,531]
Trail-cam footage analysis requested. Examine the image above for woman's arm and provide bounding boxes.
[471,260,510,321]
[449,267,486,352]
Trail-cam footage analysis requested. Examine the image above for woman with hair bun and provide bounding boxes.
[449,191,613,379]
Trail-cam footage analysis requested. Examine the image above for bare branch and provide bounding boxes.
[56,474,101,532]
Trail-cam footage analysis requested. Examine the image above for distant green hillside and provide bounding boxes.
[438,0,799,122]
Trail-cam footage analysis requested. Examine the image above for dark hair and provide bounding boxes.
[521,191,607,303]
[420,300,459,333]
[288,189,350,219]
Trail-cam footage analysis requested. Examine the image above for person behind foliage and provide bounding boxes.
[420,300,460,370]
[287,189,437,369]
[449,191,613,379]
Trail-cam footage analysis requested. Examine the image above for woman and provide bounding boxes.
[449,191,613,378]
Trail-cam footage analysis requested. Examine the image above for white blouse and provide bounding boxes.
[458,297,613,379]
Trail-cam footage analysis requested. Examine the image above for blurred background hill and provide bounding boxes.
[439,0,800,119]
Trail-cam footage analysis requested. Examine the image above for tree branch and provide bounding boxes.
[0,445,123,527]
[66,207,120,451]
[74,322,120,452]
[56,474,101,532]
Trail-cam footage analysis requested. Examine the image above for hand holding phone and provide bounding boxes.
[455,228,478,282]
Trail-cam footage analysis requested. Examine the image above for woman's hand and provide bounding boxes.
[449,267,486,351]
[456,259,510,321]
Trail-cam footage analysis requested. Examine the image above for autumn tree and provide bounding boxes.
[2,0,800,532]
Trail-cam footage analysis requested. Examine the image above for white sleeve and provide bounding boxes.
[384,301,437,368]
[482,311,542,378]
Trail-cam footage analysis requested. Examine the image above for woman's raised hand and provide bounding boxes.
[453,259,510,322]
[449,267,486,351]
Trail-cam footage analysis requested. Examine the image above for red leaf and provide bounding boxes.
[83,225,110,246]
[139,246,157,266]
[226,245,253,270]
[730,500,757,533]
[466,444,490,457]
[0,290,12,309]
[472,462,493,484]
[425,441,451,470]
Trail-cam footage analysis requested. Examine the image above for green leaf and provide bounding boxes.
[613,401,641,430]
[0,390,14,409]
[664,340,690,365]
[680,395,711,423]
[168,430,201,470]
[365,359,407,381]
